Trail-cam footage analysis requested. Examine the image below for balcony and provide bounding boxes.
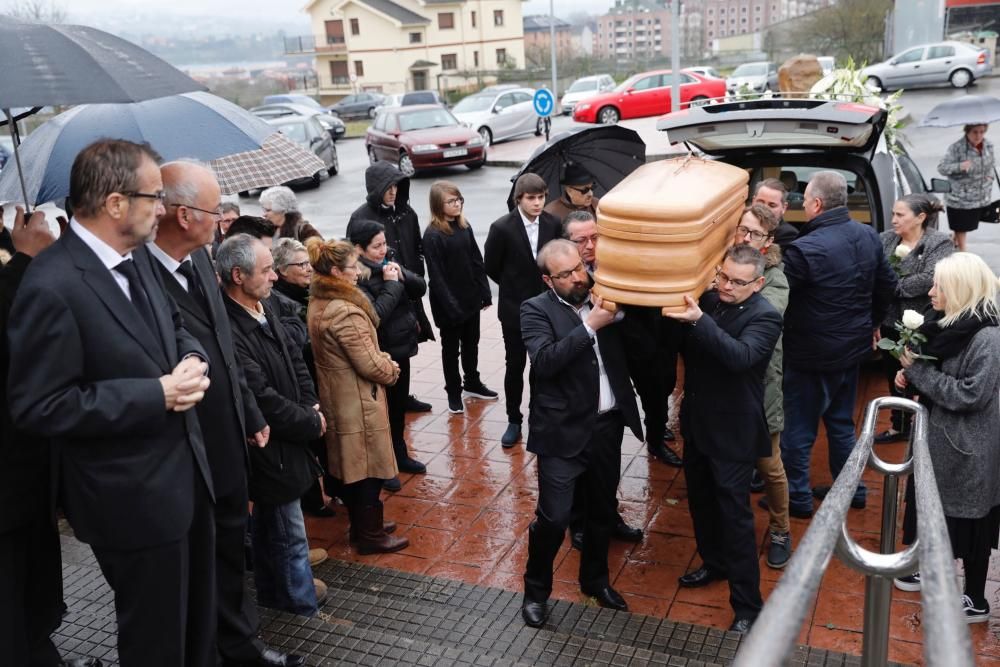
[284,34,348,56]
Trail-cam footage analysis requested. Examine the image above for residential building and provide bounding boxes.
[593,0,703,63]
[702,0,835,51]
[523,14,574,64]
[289,0,527,102]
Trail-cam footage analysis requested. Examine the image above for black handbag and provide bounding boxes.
[980,167,1000,223]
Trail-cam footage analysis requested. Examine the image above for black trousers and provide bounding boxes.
[628,347,678,446]
[524,411,624,602]
[385,356,412,454]
[500,318,528,424]
[0,510,63,667]
[214,480,264,662]
[439,314,482,397]
[92,474,217,667]
[683,441,762,621]
[341,477,383,509]
[878,324,910,434]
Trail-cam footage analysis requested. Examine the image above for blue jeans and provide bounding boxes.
[250,500,317,617]
[780,365,867,512]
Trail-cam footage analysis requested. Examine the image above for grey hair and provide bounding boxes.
[272,237,307,272]
[562,210,595,239]
[259,185,298,214]
[221,201,241,215]
[536,238,580,274]
[724,243,766,279]
[808,171,848,210]
[217,234,260,286]
[161,160,212,207]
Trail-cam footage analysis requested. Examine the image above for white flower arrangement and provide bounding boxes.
[810,57,905,153]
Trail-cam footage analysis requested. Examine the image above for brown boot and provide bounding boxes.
[348,506,396,542]
[355,503,408,555]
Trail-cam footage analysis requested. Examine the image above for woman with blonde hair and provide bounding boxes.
[896,252,1000,621]
[422,180,495,414]
[305,238,408,554]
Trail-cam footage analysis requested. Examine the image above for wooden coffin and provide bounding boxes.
[592,156,749,314]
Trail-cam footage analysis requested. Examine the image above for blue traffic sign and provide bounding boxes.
[533,88,554,117]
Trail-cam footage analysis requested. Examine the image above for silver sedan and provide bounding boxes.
[862,41,992,91]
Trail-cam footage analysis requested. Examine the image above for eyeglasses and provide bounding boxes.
[568,185,593,195]
[736,225,771,243]
[549,262,585,281]
[571,234,599,247]
[125,191,166,202]
[170,202,223,218]
[445,197,465,206]
[715,267,760,288]
[286,260,311,269]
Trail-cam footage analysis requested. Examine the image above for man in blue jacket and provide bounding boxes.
[780,171,896,517]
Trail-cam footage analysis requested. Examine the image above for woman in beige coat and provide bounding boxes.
[306,238,408,554]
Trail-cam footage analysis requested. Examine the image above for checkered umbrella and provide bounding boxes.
[210,132,327,195]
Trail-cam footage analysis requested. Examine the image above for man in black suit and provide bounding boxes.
[151,162,304,667]
[7,139,216,666]
[667,244,783,634]
[484,173,561,447]
[519,239,643,628]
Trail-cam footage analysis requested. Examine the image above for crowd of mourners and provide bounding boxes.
[2,129,1000,667]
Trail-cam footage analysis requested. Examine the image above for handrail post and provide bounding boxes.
[859,467,901,667]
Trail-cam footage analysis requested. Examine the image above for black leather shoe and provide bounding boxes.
[223,648,306,667]
[678,567,726,588]
[62,659,104,667]
[813,484,866,509]
[397,456,426,474]
[614,521,643,542]
[501,423,522,448]
[663,426,676,442]
[728,617,753,634]
[382,476,402,492]
[758,496,813,519]
[648,441,683,467]
[521,599,548,627]
[405,394,432,413]
[582,584,628,611]
[570,530,584,551]
[874,428,907,444]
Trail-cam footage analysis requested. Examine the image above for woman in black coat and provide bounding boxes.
[423,181,496,415]
[349,220,427,488]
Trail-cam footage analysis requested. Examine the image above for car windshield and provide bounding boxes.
[568,80,598,93]
[274,122,308,143]
[453,95,495,113]
[398,108,458,131]
[732,63,766,77]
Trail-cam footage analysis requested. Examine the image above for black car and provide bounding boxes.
[328,92,385,120]
[656,97,950,233]
[265,116,338,188]
[251,103,346,141]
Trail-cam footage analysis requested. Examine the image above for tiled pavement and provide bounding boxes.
[54,314,1000,664]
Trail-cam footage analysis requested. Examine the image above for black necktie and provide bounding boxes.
[115,259,158,337]
[176,259,210,315]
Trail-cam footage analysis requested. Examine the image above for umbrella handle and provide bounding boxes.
[4,108,32,215]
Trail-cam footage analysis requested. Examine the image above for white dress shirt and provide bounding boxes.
[71,219,133,300]
[518,206,540,259]
[555,291,620,413]
[147,242,192,292]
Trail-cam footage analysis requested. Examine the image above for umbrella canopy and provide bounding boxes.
[0,16,205,109]
[506,125,646,211]
[211,134,326,195]
[0,91,323,204]
[919,95,1000,128]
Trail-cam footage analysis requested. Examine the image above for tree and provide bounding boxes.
[7,0,67,22]
[790,0,892,66]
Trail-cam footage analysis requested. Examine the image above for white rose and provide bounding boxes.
[894,244,912,259]
[901,309,924,330]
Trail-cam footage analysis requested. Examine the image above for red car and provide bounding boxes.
[572,70,726,125]
[366,104,486,176]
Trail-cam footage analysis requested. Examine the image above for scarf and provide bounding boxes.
[273,278,309,306]
[918,308,999,366]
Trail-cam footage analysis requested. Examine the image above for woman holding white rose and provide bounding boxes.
[894,252,1000,621]
[875,194,953,444]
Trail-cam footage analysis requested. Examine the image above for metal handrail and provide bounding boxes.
[734,396,973,667]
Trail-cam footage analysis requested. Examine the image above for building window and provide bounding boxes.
[474,50,479,67]
[708,19,713,25]
[330,60,349,85]
[350,18,360,35]
[325,20,345,44]
[741,17,747,23]
[441,53,457,70]
[409,32,422,43]
[496,48,507,64]
[354,60,364,76]
[438,12,454,29]
[471,10,476,27]
[494,9,504,26]
[755,4,761,10]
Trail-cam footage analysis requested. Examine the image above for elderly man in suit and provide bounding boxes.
[150,162,304,667]
[7,139,216,666]
[543,163,599,222]
[667,244,783,634]
[484,173,562,447]
[519,239,643,628]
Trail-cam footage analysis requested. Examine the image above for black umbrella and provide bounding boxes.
[506,125,646,211]
[0,16,206,207]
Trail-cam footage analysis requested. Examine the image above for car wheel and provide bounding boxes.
[478,126,492,148]
[328,150,339,176]
[950,68,972,88]
[238,190,250,198]
[535,117,544,136]
[367,146,378,165]
[864,76,883,91]
[311,171,322,188]
[689,96,709,108]
[367,107,377,119]
[466,151,487,170]
[398,152,415,177]
[597,106,619,125]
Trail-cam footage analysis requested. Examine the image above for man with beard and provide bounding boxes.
[518,239,642,627]
[7,139,216,666]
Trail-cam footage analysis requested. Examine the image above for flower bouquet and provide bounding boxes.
[876,309,936,361]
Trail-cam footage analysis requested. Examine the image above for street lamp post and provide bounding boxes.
[550,0,558,104]
[670,0,680,112]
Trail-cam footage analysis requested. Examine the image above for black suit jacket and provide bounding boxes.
[6,227,213,550]
[520,290,642,458]
[153,246,265,497]
[484,209,561,326]
[679,290,782,463]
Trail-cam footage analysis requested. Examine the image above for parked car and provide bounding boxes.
[560,74,616,116]
[684,66,722,80]
[328,92,386,119]
[401,90,447,106]
[366,104,485,176]
[861,40,992,90]
[452,87,542,147]
[265,116,338,187]
[374,93,405,114]
[479,84,521,94]
[726,61,779,95]
[656,97,951,234]
[0,135,12,172]
[262,94,326,110]
[250,103,346,141]
[573,70,726,125]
